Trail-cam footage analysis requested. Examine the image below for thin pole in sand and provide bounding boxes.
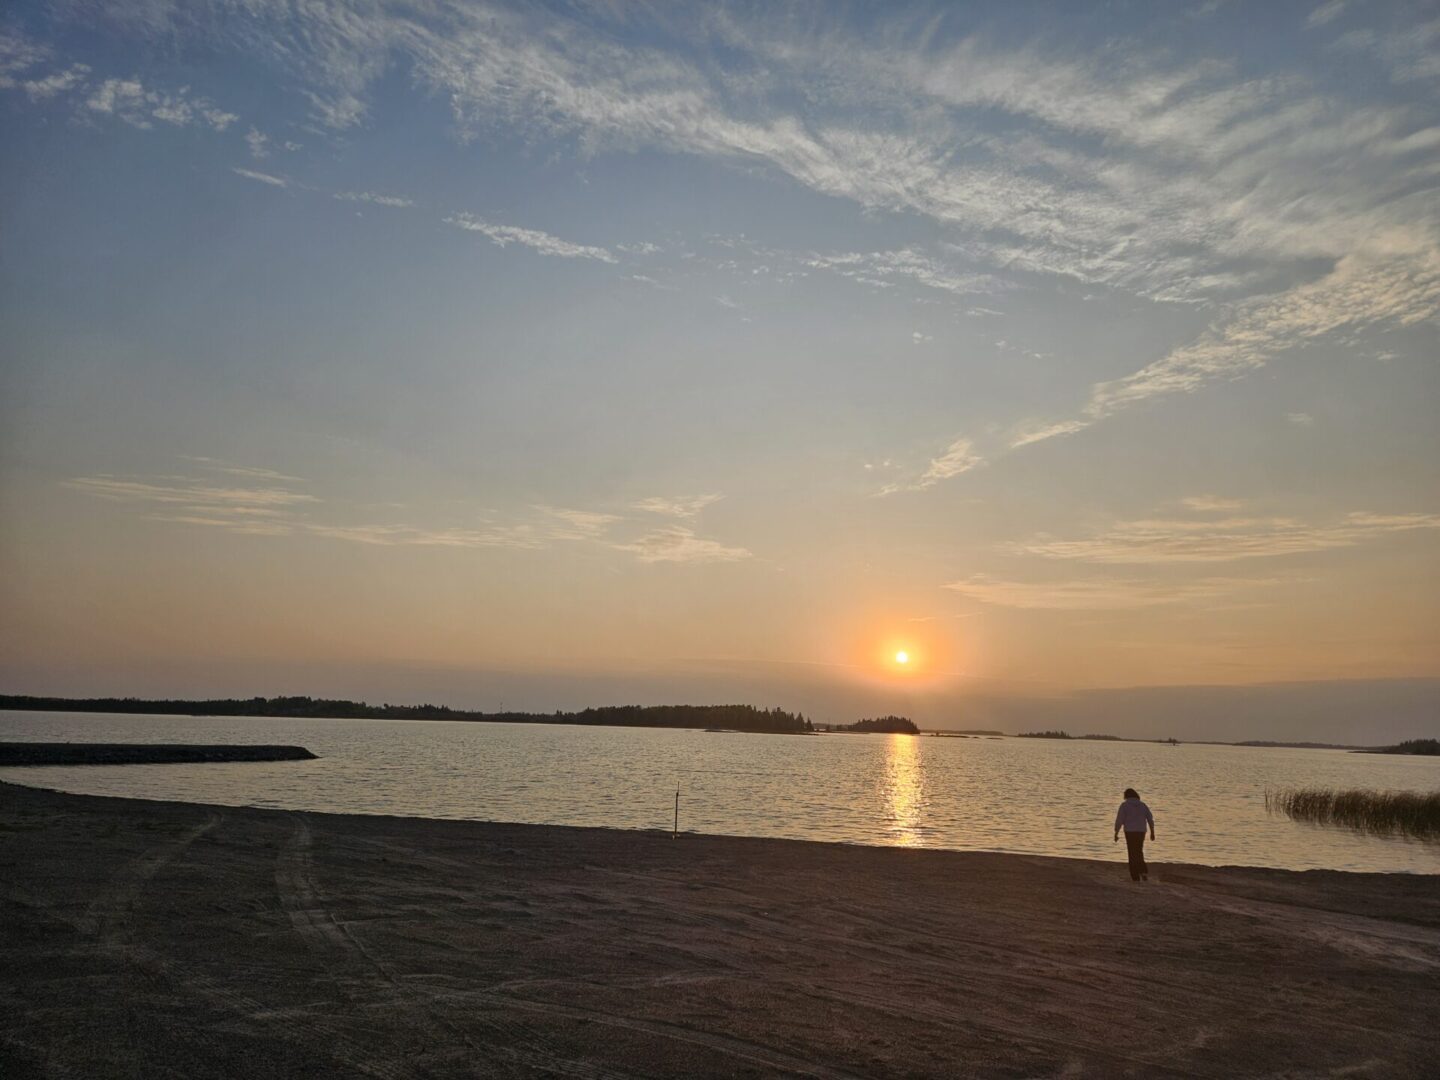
[673,788,680,838]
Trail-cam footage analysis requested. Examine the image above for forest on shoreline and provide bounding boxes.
[0,695,815,734]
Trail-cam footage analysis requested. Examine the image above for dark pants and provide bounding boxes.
[1124,831,1148,881]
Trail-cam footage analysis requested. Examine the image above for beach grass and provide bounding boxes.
[1266,787,1440,840]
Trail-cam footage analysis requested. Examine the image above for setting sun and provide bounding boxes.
[895,651,909,665]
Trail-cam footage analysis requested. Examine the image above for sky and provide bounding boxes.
[1,0,1437,741]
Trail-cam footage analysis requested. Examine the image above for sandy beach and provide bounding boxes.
[2,781,1437,1078]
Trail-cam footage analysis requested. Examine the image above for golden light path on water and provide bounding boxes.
[881,733,927,847]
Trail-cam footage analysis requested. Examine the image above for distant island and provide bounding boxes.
[933,728,1005,736]
[0,695,815,735]
[1017,730,1072,739]
[846,715,919,735]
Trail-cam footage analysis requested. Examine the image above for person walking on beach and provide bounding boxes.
[1114,788,1155,882]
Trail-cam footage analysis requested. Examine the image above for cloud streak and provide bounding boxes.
[943,574,1285,610]
[335,190,414,208]
[632,495,723,519]
[65,465,750,567]
[881,437,984,495]
[804,249,1000,299]
[614,526,751,564]
[1008,511,1440,564]
[444,213,616,262]
[232,167,288,188]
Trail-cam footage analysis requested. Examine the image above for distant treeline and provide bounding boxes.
[1017,730,1072,739]
[0,695,813,734]
[1360,739,1440,756]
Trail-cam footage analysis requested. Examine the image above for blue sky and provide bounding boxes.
[1,1,1437,737]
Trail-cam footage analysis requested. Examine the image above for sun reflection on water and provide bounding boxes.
[880,733,927,846]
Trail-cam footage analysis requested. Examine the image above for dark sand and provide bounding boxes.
[2,782,1437,1078]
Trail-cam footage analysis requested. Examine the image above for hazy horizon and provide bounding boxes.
[3,1,1437,744]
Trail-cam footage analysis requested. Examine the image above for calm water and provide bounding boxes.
[3,710,1437,873]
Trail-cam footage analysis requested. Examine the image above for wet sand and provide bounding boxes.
[2,781,1437,1078]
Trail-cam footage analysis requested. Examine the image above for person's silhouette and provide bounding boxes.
[1113,787,1155,882]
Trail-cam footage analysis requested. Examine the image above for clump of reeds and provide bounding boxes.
[1266,787,1440,840]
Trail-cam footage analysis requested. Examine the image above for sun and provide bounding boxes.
[894,650,909,665]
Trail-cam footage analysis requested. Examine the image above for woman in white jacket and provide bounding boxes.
[1114,787,1156,881]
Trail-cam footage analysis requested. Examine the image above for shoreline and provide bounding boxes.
[4,781,1439,1077]
[3,770,1437,878]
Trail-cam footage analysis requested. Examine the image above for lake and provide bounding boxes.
[2,710,1437,873]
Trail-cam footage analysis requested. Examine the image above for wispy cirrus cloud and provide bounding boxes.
[21,63,89,100]
[335,190,414,208]
[1329,16,1440,83]
[85,76,237,131]
[41,2,1435,295]
[232,167,288,188]
[1008,510,1440,564]
[0,29,49,87]
[63,474,314,536]
[615,526,751,564]
[301,505,620,550]
[64,463,750,567]
[533,505,622,538]
[1021,243,1440,445]
[443,213,616,262]
[244,127,270,158]
[181,456,305,483]
[632,495,723,519]
[992,235,1438,457]
[627,273,675,291]
[64,475,316,511]
[881,437,984,495]
[804,249,1000,298]
[1180,495,1245,513]
[943,574,1285,610]
[16,5,1437,307]
[12,4,1439,488]
[302,522,551,549]
[1,30,239,131]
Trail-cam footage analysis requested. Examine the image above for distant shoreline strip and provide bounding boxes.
[0,743,317,766]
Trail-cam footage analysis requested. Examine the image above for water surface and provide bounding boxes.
[3,710,1437,873]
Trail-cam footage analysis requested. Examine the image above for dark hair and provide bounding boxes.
[1123,788,1139,799]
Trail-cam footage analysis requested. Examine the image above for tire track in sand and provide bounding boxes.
[464,992,871,1080]
[276,814,638,1080]
[64,812,414,1080]
[76,813,220,948]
